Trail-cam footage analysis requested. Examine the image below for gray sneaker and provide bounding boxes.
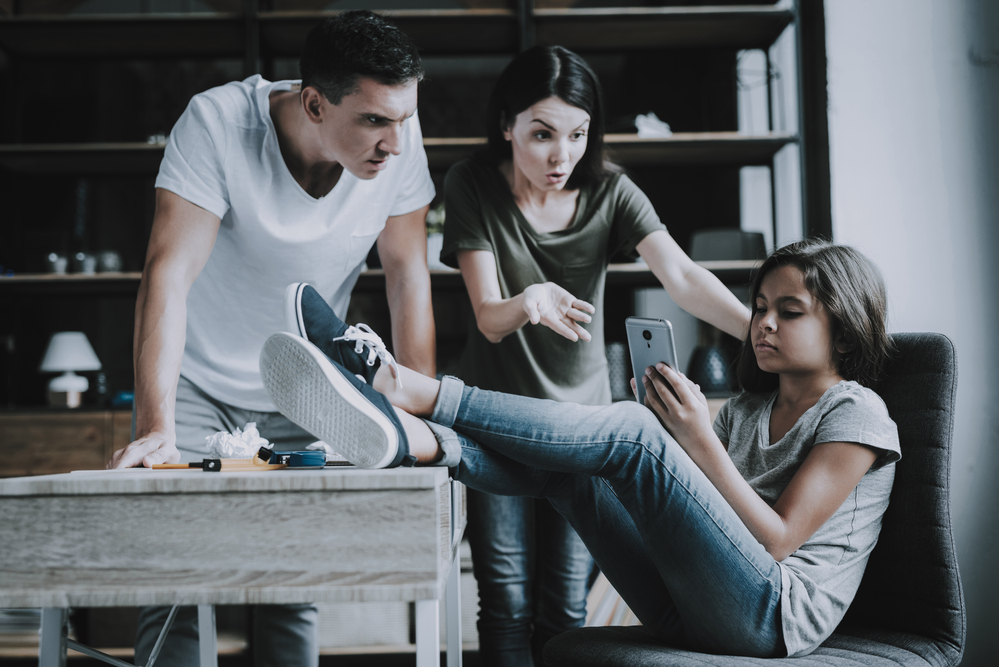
[260,332,415,469]
[284,282,400,386]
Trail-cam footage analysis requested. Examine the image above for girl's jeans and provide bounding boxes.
[427,376,785,657]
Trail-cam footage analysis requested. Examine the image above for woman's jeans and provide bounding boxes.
[466,488,593,666]
[428,377,785,657]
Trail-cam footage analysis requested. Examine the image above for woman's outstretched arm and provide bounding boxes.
[643,363,877,561]
[456,249,595,343]
[637,230,751,341]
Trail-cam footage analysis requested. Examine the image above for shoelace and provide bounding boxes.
[332,323,402,388]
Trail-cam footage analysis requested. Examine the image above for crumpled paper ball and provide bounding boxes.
[205,422,272,459]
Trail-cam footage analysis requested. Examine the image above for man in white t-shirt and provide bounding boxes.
[107,11,437,666]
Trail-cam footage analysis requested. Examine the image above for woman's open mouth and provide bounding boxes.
[546,172,566,184]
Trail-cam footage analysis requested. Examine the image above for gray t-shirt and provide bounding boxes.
[441,155,666,404]
[713,381,901,657]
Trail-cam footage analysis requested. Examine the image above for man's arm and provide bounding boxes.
[377,204,436,376]
[107,188,221,468]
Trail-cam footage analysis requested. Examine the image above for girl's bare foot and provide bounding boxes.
[374,364,441,417]
[395,408,444,464]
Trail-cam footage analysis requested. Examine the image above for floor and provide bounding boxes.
[2,651,483,667]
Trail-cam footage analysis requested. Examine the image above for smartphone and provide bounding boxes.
[625,316,679,405]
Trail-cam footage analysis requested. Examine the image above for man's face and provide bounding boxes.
[317,76,419,180]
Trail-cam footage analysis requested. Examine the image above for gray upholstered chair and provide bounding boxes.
[544,332,965,666]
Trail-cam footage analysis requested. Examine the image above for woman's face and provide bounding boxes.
[503,96,590,191]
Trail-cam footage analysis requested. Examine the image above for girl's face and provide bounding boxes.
[504,96,590,191]
[751,265,841,379]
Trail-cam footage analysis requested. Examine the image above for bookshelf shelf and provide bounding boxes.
[0,14,245,58]
[533,6,793,51]
[0,262,760,295]
[0,134,795,174]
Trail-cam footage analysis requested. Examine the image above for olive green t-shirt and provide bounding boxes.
[441,155,667,405]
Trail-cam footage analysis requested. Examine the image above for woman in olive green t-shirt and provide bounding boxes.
[441,45,750,667]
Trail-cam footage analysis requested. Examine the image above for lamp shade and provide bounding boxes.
[39,332,102,373]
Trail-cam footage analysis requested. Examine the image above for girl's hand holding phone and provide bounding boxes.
[642,363,715,450]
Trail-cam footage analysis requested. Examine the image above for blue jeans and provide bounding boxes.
[429,377,785,657]
[466,489,592,666]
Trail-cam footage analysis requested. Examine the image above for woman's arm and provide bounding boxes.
[636,230,751,340]
[643,363,878,561]
[456,249,595,343]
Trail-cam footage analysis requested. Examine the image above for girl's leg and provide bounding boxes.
[434,378,784,657]
[545,468,783,656]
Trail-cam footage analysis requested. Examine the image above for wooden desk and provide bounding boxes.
[0,467,466,667]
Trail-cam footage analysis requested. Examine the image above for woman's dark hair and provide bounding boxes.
[300,10,423,105]
[736,239,893,392]
[486,45,611,189]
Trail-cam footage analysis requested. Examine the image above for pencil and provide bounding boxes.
[152,458,287,472]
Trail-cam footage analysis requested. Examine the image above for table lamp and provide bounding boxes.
[39,332,101,408]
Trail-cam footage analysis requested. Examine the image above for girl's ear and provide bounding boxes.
[835,332,856,355]
[500,112,512,142]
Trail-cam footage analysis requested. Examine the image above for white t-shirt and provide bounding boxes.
[156,75,436,410]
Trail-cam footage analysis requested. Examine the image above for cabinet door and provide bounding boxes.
[111,410,133,456]
[0,412,112,477]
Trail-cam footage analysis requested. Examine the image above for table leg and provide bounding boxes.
[446,554,463,667]
[39,608,67,667]
[415,599,440,667]
[197,605,218,667]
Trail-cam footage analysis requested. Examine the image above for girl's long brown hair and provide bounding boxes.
[736,239,893,392]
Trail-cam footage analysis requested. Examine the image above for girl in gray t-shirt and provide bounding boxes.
[267,239,901,658]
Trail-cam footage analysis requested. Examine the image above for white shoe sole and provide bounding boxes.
[284,283,308,337]
[260,332,398,469]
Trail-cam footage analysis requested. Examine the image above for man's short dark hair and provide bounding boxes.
[300,10,423,105]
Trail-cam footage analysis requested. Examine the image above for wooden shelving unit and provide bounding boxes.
[533,5,793,51]
[0,6,791,58]
[0,13,246,58]
[256,5,793,56]
[0,0,801,395]
[260,9,521,56]
[604,132,796,166]
[0,261,761,296]
[0,142,166,175]
[0,132,796,174]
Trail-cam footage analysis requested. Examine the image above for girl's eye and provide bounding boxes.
[753,305,766,315]
[782,311,802,318]
[533,131,550,140]
[572,132,587,140]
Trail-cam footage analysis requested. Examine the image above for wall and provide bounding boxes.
[824,1,999,664]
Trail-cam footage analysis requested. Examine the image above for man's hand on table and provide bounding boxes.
[108,432,181,469]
